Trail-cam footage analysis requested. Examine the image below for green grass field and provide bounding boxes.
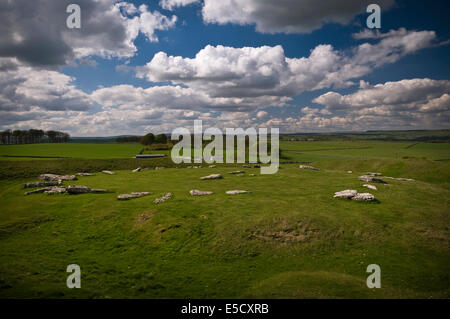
[2,141,448,162]
[0,141,448,298]
[280,141,450,161]
[0,143,142,160]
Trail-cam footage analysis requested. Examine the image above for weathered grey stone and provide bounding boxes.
[226,190,249,195]
[118,194,135,200]
[189,190,213,196]
[22,181,60,188]
[299,165,319,171]
[76,173,93,176]
[61,175,77,181]
[201,174,223,180]
[384,176,415,181]
[352,193,376,202]
[102,170,115,175]
[118,192,151,200]
[333,190,358,199]
[67,185,91,194]
[363,184,377,190]
[154,193,172,203]
[25,187,51,195]
[39,174,59,181]
[39,174,77,181]
[359,175,386,183]
[229,170,245,174]
[367,172,382,176]
[132,167,142,173]
[208,165,216,168]
[91,189,108,193]
[45,186,67,195]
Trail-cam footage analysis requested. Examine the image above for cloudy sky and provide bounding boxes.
[0,0,449,136]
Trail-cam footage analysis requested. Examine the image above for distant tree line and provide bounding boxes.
[115,136,142,143]
[114,133,170,146]
[140,133,168,145]
[0,129,70,144]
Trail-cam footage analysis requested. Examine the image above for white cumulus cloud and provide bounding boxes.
[136,29,439,105]
[160,0,200,11]
[0,0,178,66]
[201,0,395,34]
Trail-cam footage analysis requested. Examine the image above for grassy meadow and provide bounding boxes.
[0,143,142,160]
[280,140,450,161]
[0,139,449,298]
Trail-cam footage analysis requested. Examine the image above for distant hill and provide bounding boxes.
[69,130,450,143]
[69,136,123,143]
[281,129,450,142]
[70,135,166,143]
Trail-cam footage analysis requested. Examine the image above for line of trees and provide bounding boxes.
[115,133,170,145]
[0,129,70,144]
[115,136,142,143]
[140,133,168,145]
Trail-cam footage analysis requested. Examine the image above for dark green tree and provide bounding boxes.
[140,133,155,145]
[154,133,168,144]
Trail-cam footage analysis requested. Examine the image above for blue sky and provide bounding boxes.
[1,0,449,136]
[64,0,450,91]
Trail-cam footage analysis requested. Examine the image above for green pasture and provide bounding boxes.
[0,141,448,298]
[1,141,448,162]
[0,143,142,160]
[280,141,450,162]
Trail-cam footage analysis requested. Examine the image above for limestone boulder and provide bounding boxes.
[384,176,414,182]
[25,187,51,195]
[226,190,249,195]
[359,175,386,183]
[118,192,151,200]
[333,190,358,199]
[91,189,107,193]
[189,190,213,196]
[45,186,67,195]
[22,181,60,188]
[67,185,91,194]
[299,165,319,171]
[352,193,377,202]
[367,172,382,176]
[154,193,172,204]
[39,174,77,181]
[201,174,223,180]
